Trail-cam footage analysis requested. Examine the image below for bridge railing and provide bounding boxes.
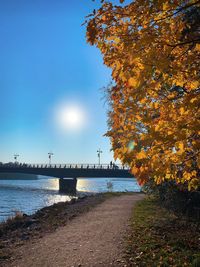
[0,163,130,170]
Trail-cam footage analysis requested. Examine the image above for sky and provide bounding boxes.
[0,0,115,164]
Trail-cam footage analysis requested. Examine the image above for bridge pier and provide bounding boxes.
[59,178,77,195]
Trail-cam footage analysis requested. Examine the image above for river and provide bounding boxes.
[0,176,140,222]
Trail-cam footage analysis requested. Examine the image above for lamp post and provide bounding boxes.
[14,154,19,163]
[97,148,102,165]
[48,152,54,165]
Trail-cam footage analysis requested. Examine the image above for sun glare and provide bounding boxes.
[55,102,87,132]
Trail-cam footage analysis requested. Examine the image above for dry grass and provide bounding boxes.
[5,210,24,223]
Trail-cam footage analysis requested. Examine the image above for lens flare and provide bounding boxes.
[128,140,135,152]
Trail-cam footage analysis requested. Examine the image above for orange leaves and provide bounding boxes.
[175,141,185,155]
[132,166,139,175]
[162,2,170,11]
[136,150,147,160]
[86,19,97,45]
[86,0,200,190]
[179,107,185,116]
[107,36,120,44]
[189,81,199,90]
[195,44,200,51]
[128,77,138,87]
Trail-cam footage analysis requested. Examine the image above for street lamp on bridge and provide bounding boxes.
[48,152,54,164]
[97,148,102,165]
[14,154,19,163]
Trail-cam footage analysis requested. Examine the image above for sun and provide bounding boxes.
[55,103,87,132]
[60,106,83,128]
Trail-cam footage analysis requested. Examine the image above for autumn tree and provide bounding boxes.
[86,0,200,190]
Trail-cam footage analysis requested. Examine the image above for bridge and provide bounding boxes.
[0,163,133,194]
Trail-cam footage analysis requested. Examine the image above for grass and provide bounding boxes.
[125,197,200,267]
[5,210,24,223]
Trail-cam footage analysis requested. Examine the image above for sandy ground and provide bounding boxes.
[8,194,144,267]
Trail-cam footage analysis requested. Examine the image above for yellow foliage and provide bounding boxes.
[132,166,139,175]
[195,44,200,51]
[86,0,200,191]
[179,107,185,115]
[155,124,160,132]
[188,179,199,191]
[183,171,192,181]
[128,77,138,87]
[176,142,184,154]
[136,150,147,160]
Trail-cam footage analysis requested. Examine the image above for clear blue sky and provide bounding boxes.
[0,0,115,164]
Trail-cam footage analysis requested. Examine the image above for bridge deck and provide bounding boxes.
[0,163,133,179]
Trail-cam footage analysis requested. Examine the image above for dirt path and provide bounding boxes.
[8,194,144,267]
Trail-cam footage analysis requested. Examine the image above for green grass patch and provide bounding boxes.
[126,197,200,267]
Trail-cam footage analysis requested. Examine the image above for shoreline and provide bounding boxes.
[0,192,142,265]
[0,191,92,224]
[0,177,141,223]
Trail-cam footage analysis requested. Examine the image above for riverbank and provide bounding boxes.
[0,193,107,264]
[0,193,143,267]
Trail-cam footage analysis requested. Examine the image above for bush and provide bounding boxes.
[142,180,200,219]
[106,181,113,192]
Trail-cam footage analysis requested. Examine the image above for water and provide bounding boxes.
[0,176,140,222]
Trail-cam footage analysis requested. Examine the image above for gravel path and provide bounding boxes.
[9,194,144,267]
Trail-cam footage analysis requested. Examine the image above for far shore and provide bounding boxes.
[0,173,38,180]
